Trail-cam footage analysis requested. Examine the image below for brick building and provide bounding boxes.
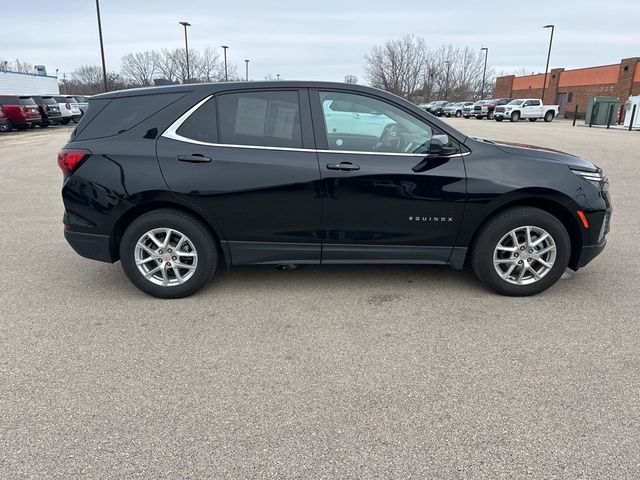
[494,57,640,119]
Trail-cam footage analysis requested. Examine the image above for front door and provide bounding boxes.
[157,88,322,264]
[310,89,467,264]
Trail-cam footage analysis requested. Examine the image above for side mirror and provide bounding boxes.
[429,134,449,154]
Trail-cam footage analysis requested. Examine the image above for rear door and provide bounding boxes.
[523,100,542,118]
[157,88,323,265]
[309,89,467,264]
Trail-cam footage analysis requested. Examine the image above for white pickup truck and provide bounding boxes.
[494,99,559,123]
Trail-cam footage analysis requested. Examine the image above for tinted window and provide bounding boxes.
[74,92,187,140]
[0,96,18,105]
[176,97,218,143]
[18,97,36,105]
[319,91,434,154]
[40,96,58,105]
[217,91,302,148]
[53,96,67,103]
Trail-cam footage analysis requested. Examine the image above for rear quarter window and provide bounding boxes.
[176,97,218,143]
[74,92,187,140]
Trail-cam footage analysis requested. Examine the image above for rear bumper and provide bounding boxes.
[64,229,117,263]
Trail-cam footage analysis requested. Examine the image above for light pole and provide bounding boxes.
[276,74,280,81]
[95,0,108,92]
[480,47,489,99]
[221,46,229,81]
[245,59,249,81]
[179,21,191,83]
[541,24,555,104]
[444,60,451,99]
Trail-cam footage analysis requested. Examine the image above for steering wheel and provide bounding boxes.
[373,123,406,152]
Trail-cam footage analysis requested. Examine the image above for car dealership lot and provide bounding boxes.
[1,121,638,478]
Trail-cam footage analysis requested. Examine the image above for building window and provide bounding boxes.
[568,92,573,103]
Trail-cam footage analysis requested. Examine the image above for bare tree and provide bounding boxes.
[0,58,34,73]
[344,75,358,84]
[154,49,181,83]
[364,34,428,100]
[60,65,125,94]
[121,51,156,87]
[364,37,496,102]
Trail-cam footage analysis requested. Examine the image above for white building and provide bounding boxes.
[0,70,59,95]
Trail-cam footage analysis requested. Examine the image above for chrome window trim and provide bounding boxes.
[161,95,469,158]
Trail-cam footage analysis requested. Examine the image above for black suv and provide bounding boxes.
[31,96,62,127]
[60,82,611,298]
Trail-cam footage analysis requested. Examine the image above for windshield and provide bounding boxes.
[18,97,36,105]
[507,100,524,106]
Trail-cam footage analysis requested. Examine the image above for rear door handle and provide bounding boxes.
[177,154,211,163]
[326,162,360,171]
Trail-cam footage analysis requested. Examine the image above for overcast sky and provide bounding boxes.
[6,0,640,81]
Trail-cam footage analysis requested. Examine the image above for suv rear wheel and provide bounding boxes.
[119,209,218,298]
[471,207,570,296]
[544,111,555,122]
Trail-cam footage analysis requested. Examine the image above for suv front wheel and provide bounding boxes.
[471,207,570,296]
[120,209,218,298]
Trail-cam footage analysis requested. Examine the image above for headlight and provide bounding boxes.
[571,168,607,188]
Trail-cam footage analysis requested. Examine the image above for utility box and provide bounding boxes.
[585,96,619,126]
[623,95,640,129]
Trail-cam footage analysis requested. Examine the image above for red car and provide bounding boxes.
[0,105,10,132]
[0,95,42,130]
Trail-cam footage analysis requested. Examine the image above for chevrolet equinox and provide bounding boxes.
[60,82,611,298]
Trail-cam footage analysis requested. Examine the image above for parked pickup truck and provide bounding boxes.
[494,99,559,122]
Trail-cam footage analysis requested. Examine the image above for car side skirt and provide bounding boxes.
[223,241,467,268]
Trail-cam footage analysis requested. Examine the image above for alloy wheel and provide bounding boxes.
[134,228,198,287]
[493,226,557,285]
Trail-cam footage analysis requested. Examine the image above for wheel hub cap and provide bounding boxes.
[493,226,557,285]
[134,228,198,287]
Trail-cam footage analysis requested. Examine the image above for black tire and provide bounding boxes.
[510,111,520,122]
[470,207,571,296]
[544,111,555,122]
[487,110,494,120]
[476,115,483,120]
[495,117,503,122]
[16,124,27,131]
[455,110,462,118]
[60,119,70,125]
[41,121,50,128]
[119,209,218,298]
[528,118,537,122]
[463,115,470,119]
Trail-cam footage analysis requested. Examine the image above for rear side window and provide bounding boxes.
[176,97,218,143]
[0,96,18,105]
[217,91,302,148]
[18,97,36,105]
[75,92,187,139]
[53,96,67,103]
[40,97,58,105]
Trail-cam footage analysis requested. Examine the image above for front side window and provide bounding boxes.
[319,91,433,154]
[217,91,302,148]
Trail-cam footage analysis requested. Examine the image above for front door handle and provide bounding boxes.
[326,162,360,171]
[177,154,211,163]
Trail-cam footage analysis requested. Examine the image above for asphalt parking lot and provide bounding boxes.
[1,119,639,479]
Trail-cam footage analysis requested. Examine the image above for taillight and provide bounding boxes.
[57,150,90,174]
